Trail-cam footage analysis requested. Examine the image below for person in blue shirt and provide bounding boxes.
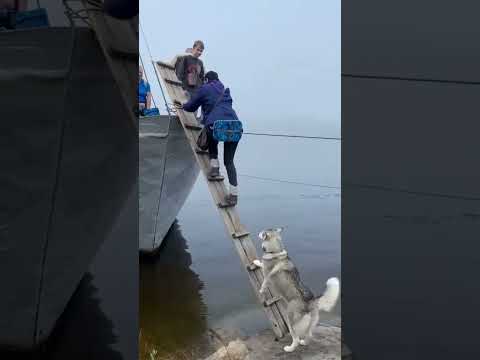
[138,66,152,113]
[175,71,240,206]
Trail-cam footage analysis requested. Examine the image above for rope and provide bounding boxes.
[139,20,173,118]
[85,0,102,7]
[139,19,174,249]
[239,175,480,200]
[139,21,154,63]
[62,0,104,26]
[239,174,340,189]
[342,73,480,86]
[243,132,341,140]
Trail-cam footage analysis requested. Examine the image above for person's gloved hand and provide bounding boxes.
[173,100,183,109]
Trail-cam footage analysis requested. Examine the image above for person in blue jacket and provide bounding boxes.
[138,66,152,113]
[176,71,240,206]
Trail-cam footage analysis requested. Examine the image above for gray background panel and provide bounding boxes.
[343,0,480,82]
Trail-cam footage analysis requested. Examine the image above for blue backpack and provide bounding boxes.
[213,120,243,142]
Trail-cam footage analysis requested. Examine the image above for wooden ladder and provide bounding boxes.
[155,60,289,338]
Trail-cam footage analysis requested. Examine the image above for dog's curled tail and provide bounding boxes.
[317,277,340,312]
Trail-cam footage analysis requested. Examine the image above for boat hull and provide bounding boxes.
[0,28,137,349]
[139,115,199,253]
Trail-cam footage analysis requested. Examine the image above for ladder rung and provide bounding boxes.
[165,79,184,87]
[156,60,175,70]
[195,149,209,154]
[264,296,282,307]
[217,200,234,208]
[232,229,250,239]
[209,176,225,182]
[185,123,202,130]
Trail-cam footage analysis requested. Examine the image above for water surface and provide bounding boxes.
[140,135,341,358]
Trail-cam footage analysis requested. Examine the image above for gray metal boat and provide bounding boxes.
[0,0,138,349]
[139,114,199,253]
[0,26,137,350]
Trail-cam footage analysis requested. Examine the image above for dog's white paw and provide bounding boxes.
[253,259,262,267]
[284,344,296,352]
[259,286,266,294]
[299,339,308,346]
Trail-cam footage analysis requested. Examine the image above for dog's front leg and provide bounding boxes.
[252,259,263,268]
[259,263,284,293]
[259,277,269,294]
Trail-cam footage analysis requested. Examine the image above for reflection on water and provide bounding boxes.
[45,273,123,360]
[0,274,121,360]
[140,221,209,359]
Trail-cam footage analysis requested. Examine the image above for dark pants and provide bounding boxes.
[207,127,238,186]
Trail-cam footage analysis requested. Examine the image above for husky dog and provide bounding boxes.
[252,227,340,352]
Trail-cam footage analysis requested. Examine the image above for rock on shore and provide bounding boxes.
[203,324,344,360]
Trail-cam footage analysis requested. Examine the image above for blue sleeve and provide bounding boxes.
[146,83,151,93]
[182,87,204,112]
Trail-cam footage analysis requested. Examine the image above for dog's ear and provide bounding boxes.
[276,227,284,233]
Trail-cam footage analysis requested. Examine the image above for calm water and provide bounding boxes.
[0,136,340,360]
[140,135,341,358]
